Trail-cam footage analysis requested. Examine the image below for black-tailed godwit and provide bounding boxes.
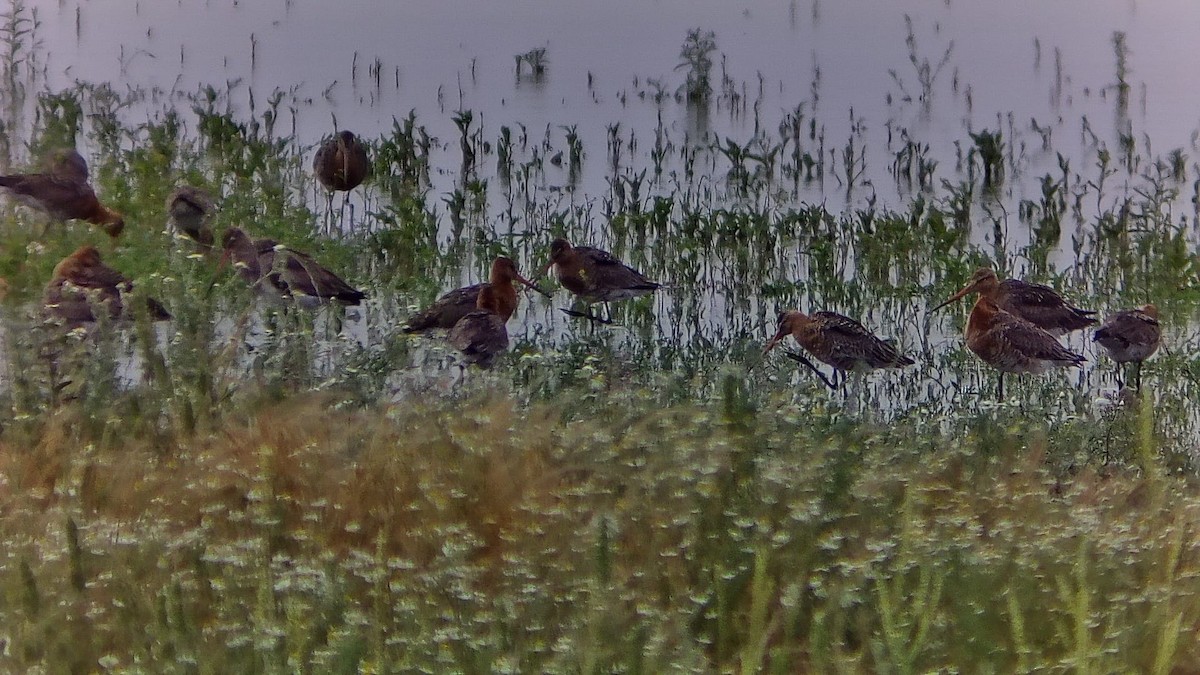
[404,256,545,333]
[44,245,170,327]
[1094,304,1160,389]
[544,237,660,323]
[932,267,1095,336]
[449,284,509,369]
[764,310,914,389]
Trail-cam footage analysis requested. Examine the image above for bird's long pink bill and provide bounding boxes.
[514,271,552,298]
[930,285,974,313]
[763,328,789,354]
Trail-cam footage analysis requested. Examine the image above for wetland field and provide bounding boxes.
[2,0,1200,670]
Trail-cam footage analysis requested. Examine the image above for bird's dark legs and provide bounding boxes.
[997,373,1005,400]
[560,305,614,325]
[323,191,335,236]
[342,192,354,233]
[783,350,838,390]
[1134,361,1143,390]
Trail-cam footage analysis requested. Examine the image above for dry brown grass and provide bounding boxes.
[0,390,1198,671]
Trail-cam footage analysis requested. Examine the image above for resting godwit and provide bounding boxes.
[220,227,365,306]
[44,245,171,327]
[764,310,914,389]
[219,227,277,290]
[166,186,216,250]
[1094,304,1160,389]
[449,284,509,369]
[953,296,1085,398]
[543,237,660,323]
[932,267,1095,336]
[404,256,545,333]
[0,163,123,238]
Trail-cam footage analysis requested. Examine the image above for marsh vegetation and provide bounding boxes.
[1,0,1200,670]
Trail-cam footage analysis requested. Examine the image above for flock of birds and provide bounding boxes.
[0,132,1164,396]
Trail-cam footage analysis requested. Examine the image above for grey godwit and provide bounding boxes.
[1093,304,1160,390]
[449,284,509,369]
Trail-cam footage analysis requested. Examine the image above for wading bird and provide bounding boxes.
[944,296,1085,398]
[1093,304,1160,389]
[44,245,171,328]
[314,131,370,192]
[43,148,89,182]
[314,130,369,225]
[764,310,914,389]
[449,284,509,369]
[543,237,661,323]
[404,256,546,333]
[0,160,124,238]
[166,185,216,250]
[932,267,1095,336]
[220,227,365,306]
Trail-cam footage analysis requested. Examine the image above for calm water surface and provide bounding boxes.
[32,0,1200,207]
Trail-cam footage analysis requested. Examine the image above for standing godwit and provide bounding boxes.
[1093,304,1160,390]
[932,267,1095,336]
[404,256,545,333]
[764,310,914,388]
[43,245,171,327]
[314,130,369,226]
[949,296,1085,398]
[166,186,216,251]
[43,148,89,182]
[314,131,370,192]
[543,237,660,323]
[0,164,124,238]
[220,227,365,306]
[449,284,509,369]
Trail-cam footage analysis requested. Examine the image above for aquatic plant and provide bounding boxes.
[515,47,548,80]
[676,28,718,105]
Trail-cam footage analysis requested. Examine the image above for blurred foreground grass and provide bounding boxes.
[0,382,1195,672]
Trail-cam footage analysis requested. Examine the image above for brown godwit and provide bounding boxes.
[0,163,124,238]
[219,227,278,292]
[764,310,914,389]
[543,237,661,323]
[1093,304,1160,389]
[314,131,370,193]
[449,284,509,369]
[166,186,216,251]
[404,256,546,333]
[43,148,89,182]
[932,267,1095,336]
[220,227,365,306]
[952,296,1085,398]
[314,130,369,228]
[43,245,171,328]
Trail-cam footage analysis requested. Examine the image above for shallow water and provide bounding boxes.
[29,0,1200,209]
[2,0,1199,431]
